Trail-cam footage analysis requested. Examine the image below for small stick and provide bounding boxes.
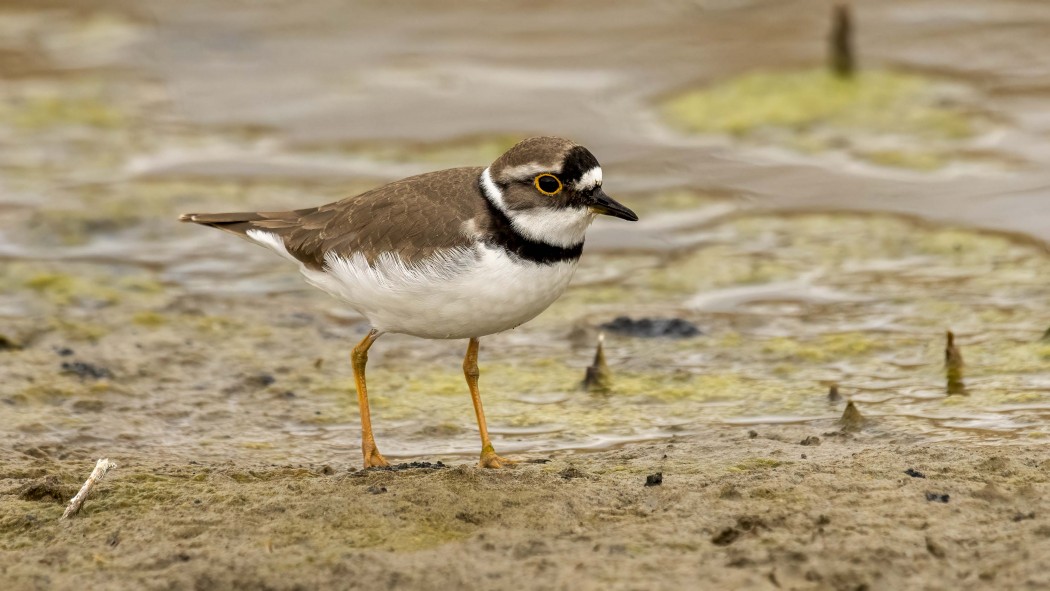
[829,3,855,78]
[828,384,842,402]
[945,330,966,395]
[61,458,117,519]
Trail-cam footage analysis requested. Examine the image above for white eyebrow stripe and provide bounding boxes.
[574,166,603,191]
[501,162,561,181]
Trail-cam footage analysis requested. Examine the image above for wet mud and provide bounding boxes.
[2,0,1050,588]
[4,430,1050,590]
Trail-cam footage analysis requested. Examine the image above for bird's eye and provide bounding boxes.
[533,174,562,196]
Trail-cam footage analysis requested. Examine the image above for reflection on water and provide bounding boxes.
[0,0,1049,462]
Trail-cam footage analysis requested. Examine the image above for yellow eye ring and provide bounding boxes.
[533,174,562,196]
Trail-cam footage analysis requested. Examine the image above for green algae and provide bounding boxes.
[860,149,948,171]
[324,353,794,438]
[662,69,980,169]
[19,382,81,401]
[730,458,785,472]
[5,94,125,130]
[4,204,1050,459]
[663,69,973,139]
[131,311,167,327]
[24,272,121,306]
[760,333,884,363]
[49,317,109,341]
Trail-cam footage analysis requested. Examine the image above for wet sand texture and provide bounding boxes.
[3,0,1050,589]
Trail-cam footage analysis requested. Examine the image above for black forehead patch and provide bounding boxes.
[559,146,600,185]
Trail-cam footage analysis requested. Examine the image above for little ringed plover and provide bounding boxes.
[180,136,637,468]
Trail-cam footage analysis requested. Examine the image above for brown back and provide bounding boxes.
[180,167,486,269]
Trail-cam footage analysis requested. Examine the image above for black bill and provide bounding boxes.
[588,189,638,222]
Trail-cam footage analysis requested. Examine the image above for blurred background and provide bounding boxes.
[1,0,1049,461]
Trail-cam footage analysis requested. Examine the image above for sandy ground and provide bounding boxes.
[3,1,1050,588]
[3,425,1049,591]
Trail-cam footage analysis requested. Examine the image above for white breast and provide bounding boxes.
[246,230,578,339]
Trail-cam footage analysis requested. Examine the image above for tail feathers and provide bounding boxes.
[180,209,328,270]
[179,212,263,224]
[178,210,304,237]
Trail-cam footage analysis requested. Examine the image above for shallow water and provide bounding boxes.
[1,0,1048,462]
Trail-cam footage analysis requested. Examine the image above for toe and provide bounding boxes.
[363,447,390,469]
[479,453,514,469]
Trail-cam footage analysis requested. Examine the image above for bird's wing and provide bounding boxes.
[180,167,485,269]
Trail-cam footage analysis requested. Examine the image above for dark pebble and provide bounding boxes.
[60,361,112,380]
[1013,512,1036,522]
[711,527,740,546]
[599,316,702,339]
[800,436,821,446]
[246,374,276,388]
[559,467,586,480]
[71,399,105,413]
[455,511,482,525]
[905,468,926,479]
[644,473,663,487]
[17,476,72,503]
[925,492,950,503]
[56,347,74,357]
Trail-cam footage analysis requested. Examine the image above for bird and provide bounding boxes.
[179,136,638,469]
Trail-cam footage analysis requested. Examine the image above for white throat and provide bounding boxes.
[481,167,595,249]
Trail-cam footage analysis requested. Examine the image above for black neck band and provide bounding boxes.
[478,173,584,265]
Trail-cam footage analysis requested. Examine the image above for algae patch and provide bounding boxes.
[2,93,125,130]
[662,69,982,169]
[730,458,785,472]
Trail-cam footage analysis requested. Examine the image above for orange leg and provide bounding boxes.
[351,329,388,468]
[463,338,513,468]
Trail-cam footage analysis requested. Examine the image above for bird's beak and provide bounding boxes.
[588,189,638,222]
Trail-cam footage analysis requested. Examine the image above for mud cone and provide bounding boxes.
[582,333,612,393]
[839,400,865,433]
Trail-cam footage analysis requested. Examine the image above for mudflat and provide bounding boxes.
[3,425,1048,590]
[4,0,1050,588]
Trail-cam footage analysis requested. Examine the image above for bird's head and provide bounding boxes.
[481,136,637,248]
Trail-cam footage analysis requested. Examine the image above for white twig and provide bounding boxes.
[61,458,117,519]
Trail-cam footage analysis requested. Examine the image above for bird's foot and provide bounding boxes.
[362,442,390,469]
[479,445,514,469]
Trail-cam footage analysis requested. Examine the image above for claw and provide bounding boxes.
[479,448,515,469]
[363,443,390,469]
